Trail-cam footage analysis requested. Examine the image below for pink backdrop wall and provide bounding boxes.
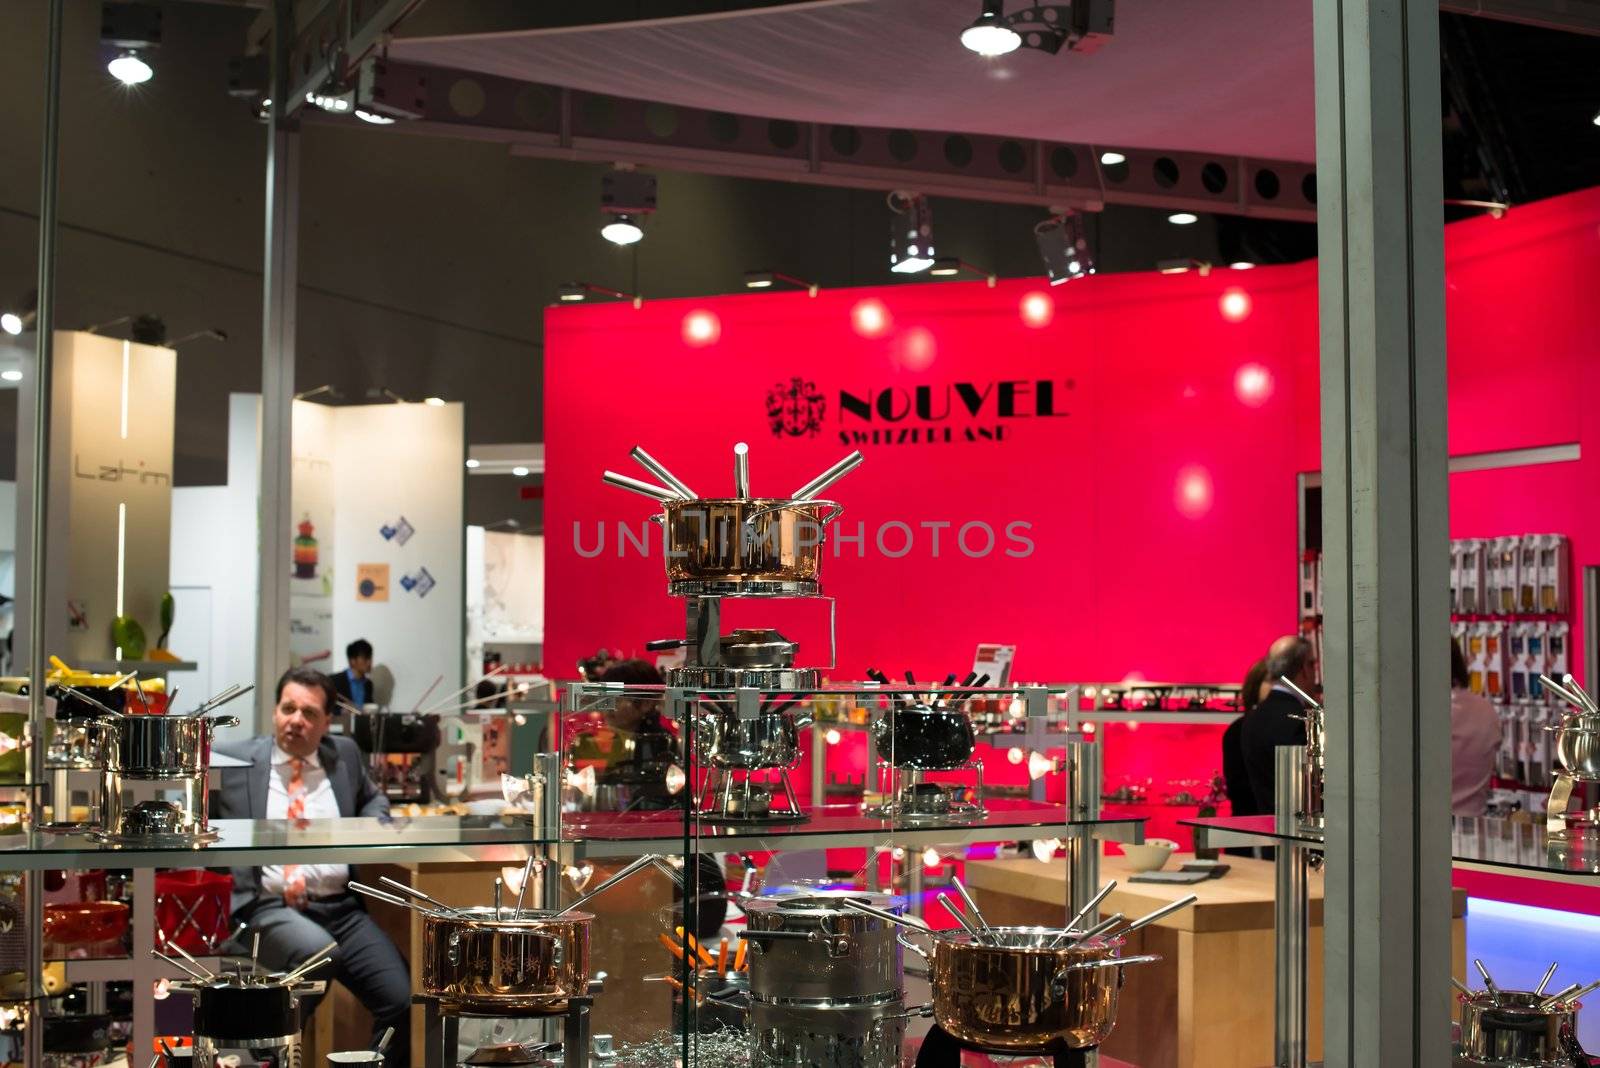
[546,186,1600,693]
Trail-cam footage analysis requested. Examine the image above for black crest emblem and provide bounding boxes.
[767,377,826,438]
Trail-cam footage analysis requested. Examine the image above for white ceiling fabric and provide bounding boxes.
[392,0,1318,162]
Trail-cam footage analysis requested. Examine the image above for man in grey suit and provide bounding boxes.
[213,667,410,1066]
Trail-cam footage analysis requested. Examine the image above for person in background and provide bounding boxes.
[1221,658,1269,815]
[1240,635,1318,813]
[568,659,678,809]
[1451,636,1502,816]
[332,638,374,709]
[213,668,410,1067]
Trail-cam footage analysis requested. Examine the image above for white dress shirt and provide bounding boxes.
[260,744,350,898]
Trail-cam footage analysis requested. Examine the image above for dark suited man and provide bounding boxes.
[214,668,410,1066]
[1240,635,1318,813]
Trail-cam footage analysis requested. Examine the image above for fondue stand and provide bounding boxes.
[605,443,862,827]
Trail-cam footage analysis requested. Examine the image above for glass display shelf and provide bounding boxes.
[1451,815,1600,883]
[1180,813,1324,848]
[568,799,1145,856]
[0,815,554,870]
[1186,814,1600,883]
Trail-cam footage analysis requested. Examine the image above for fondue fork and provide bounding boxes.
[840,898,934,933]
[251,932,262,977]
[493,877,504,920]
[377,876,466,915]
[1535,961,1560,996]
[1563,674,1600,715]
[603,470,681,504]
[1473,959,1502,1005]
[60,686,121,717]
[514,855,538,918]
[1076,913,1125,942]
[1539,982,1583,1011]
[1101,894,1200,940]
[1450,977,1475,998]
[628,446,696,500]
[949,877,995,943]
[1053,880,1118,947]
[410,675,444,714]
[791,450,864,502]
[1547,979,1600,1010]
[150,947,214,984]
[733,442,750,498]
[350,881,446,919]
[280,939,339,985]
[1540,675,1589,714]
[132,676,152,713]
[555,854,684,917]
[417,666,507,717]
[936,894,981,938]
[161,937,219,981]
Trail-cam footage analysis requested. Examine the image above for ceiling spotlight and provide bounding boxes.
[1,311,33,337]
[465,458,481,469]
[1593,109,1600,127]
[0,371,21,383]
[744,270,820,296]
[888,191,935,274]
[1034,212,1095,285]
[1230,261,1257,270]
[1099,150,1126,166]
[601,169,657,246]
[557,282,642,308]
[960,0,1022,56]
[1167,212,1200,226]
[600,215,644,245]
[512,466,530,477]
[929,257,998,286]
[1157,258,1213,276]
[424,396,446,407]
[355,109,396,125]
[102,3,161,86]
[305,89,354,114]
[1027,751,1061,781]
[108,51,154,85]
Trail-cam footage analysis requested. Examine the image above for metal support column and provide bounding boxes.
[23,4,65,1066]
[1275,746,1310,1068]
[1313,1,1451,1064]
[1583,566,1597,684]
[1064,739,1101,920]
[256,0,300,728]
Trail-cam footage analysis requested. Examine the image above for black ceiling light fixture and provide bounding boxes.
[959,0,1115,58]
[102,2,160,86]
[600,168,656,246]
[888,191,935,274]
[1034,212,1094,285]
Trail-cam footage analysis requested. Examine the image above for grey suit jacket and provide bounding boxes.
[212,734,390,916]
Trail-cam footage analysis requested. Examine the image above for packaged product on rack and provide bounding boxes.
[1489,536,1520,615]
[1518,535,1542,614]
[1538,534,1571,613]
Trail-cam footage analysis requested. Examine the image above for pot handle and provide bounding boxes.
[203,715,240,731]
[1051,954,1161,996]
[742,499,844,530]
[896,928,935,963]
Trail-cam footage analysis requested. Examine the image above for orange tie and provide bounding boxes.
[283,757,308,908]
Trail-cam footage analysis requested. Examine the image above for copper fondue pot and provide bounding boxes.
[660,497,842,592]
[904,926,1158,1051]
[603,444,863,595]
[420,908,591,1012]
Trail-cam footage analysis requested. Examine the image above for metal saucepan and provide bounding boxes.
[900,926,1159,1051]
[94,713,238,779]
[421,907,591,1012]
[1458,989,1589,1066]
[743,892,906,1002]
[1545,717,1600,780]
[695,703,813,770]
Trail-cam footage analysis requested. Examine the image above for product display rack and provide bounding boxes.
[0,679,1144,1068]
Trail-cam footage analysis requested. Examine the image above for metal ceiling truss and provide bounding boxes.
[351,59,1317,220]
[251,0,427,118]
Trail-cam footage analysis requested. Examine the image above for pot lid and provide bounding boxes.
[720,628,796,668]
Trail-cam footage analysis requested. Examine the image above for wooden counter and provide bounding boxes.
[966,852,1467,1068]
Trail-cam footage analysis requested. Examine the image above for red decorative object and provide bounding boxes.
[155,870,234,954]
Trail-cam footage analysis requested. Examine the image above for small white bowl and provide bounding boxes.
[1120,839,1179,872]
